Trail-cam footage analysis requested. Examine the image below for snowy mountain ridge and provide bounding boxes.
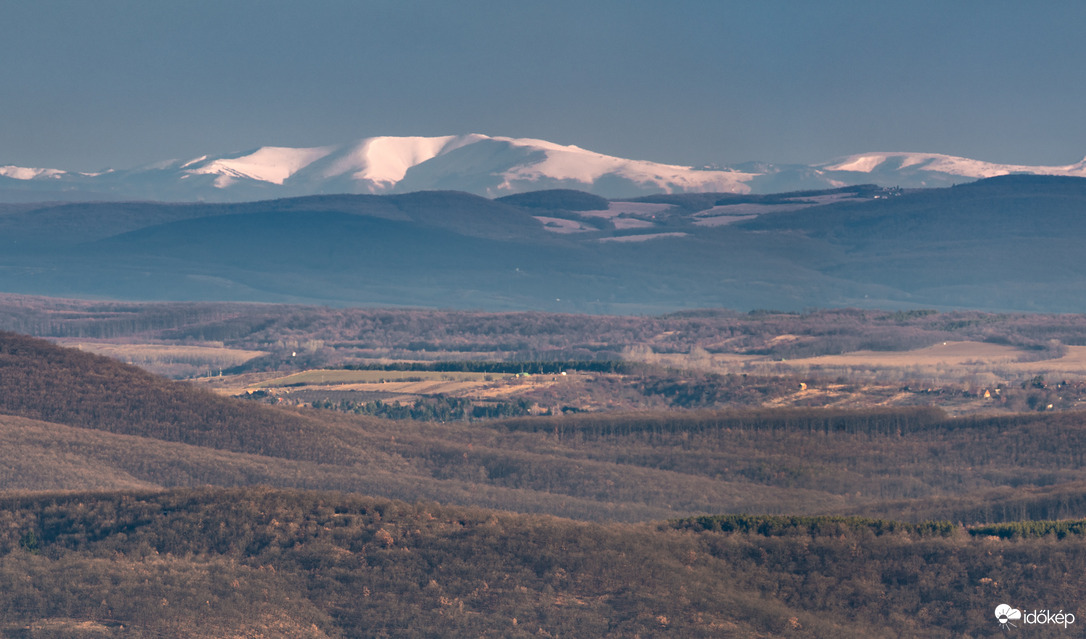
[821,151,1086,179]
[2,134,1084,202]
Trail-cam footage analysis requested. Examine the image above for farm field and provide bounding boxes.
[260,369,502,386]
[54,339,266,378]
[786,341,1086,375]
[23,298,1086,417]
[642,341,1086,387]
[64,336,1086,406]
[234,368,580,418]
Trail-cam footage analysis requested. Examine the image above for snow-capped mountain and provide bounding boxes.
[818,152,1086,186]
[178,135,761,198]
[2,135,1084,202]
[0,135,756,202]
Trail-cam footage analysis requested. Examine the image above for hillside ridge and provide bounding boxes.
[2,178,1086,312]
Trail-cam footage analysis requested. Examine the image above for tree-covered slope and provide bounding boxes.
[6,331,1086,525]
[3,488,1085,638]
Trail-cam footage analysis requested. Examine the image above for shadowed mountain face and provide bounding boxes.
[1,176,1085,313]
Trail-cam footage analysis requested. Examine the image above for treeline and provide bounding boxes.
[310,396,535,421]
[673,514,957,538]
[634,372,802,408]
[492,406,950,439]
[342,360,638,374]
[971,519,1086,539]
[0,294,243,339]
[8,294,1086,369]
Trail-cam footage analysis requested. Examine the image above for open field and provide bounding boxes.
[639,341,1086,386]
[221,362,1086,419]
[251,369,519,404]
[233,368,575,415]
[54,339,266,378]
[8,295,1086,418]
[790,341,1086,375]
[791,340,1024,367]
[260,369,502,386]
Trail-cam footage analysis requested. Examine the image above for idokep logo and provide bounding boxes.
[995,604,1022,629]
[995,603,1076,630]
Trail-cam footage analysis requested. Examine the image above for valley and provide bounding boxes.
[6,2,1083,635]
[3,173,1086,634]
[14,294,1086,417]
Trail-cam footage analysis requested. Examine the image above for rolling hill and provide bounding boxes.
[5,330,1086,526]
[7,487,1086,638]
[2,176,1086,312]
[5,331,1086,635]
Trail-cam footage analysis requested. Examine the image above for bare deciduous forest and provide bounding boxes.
[4,297,1086,635]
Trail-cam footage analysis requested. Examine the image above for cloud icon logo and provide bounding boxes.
[995,604,1022,628]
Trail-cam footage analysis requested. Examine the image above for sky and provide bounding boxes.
[2,0,1085,172]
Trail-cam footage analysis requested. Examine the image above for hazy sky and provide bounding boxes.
[3,1,1084,171]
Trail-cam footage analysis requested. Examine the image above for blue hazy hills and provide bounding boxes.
[1,176,1084,313]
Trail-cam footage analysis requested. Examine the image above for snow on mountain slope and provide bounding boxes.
[0,165,67,180]
[320,135,487,187]
[823,152,1086,179]
[494,136,755,194]
[178,134,756,196]
[186,145,336,186]
[3,137,1086,202]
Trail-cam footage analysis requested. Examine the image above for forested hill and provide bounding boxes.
[3,177,1086,312]
[0,331,345,461]
[7,487,1086,637]
[9,330,1086,527]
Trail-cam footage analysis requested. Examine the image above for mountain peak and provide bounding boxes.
[327,134,486,187]
[0,165,68,180]
[820,151,1086,181]
[2,137,1084,202]
[185,145,337,186]
[160,134,757,200]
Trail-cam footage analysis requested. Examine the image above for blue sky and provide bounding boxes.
[3,0,1084,171]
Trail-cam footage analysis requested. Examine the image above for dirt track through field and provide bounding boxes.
[793,342,1086,376]
[794,341,1021,366]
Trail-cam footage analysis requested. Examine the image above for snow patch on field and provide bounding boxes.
[587,202,673,218]
[693,215,758,227]
[691,194,860,225]
[612,217,656,230]
[533,216,595,233]
[694,203,807,217]
[599,232,688,243]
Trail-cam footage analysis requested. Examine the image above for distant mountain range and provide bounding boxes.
[2,175,1086,313]
[3,134,1086,202]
